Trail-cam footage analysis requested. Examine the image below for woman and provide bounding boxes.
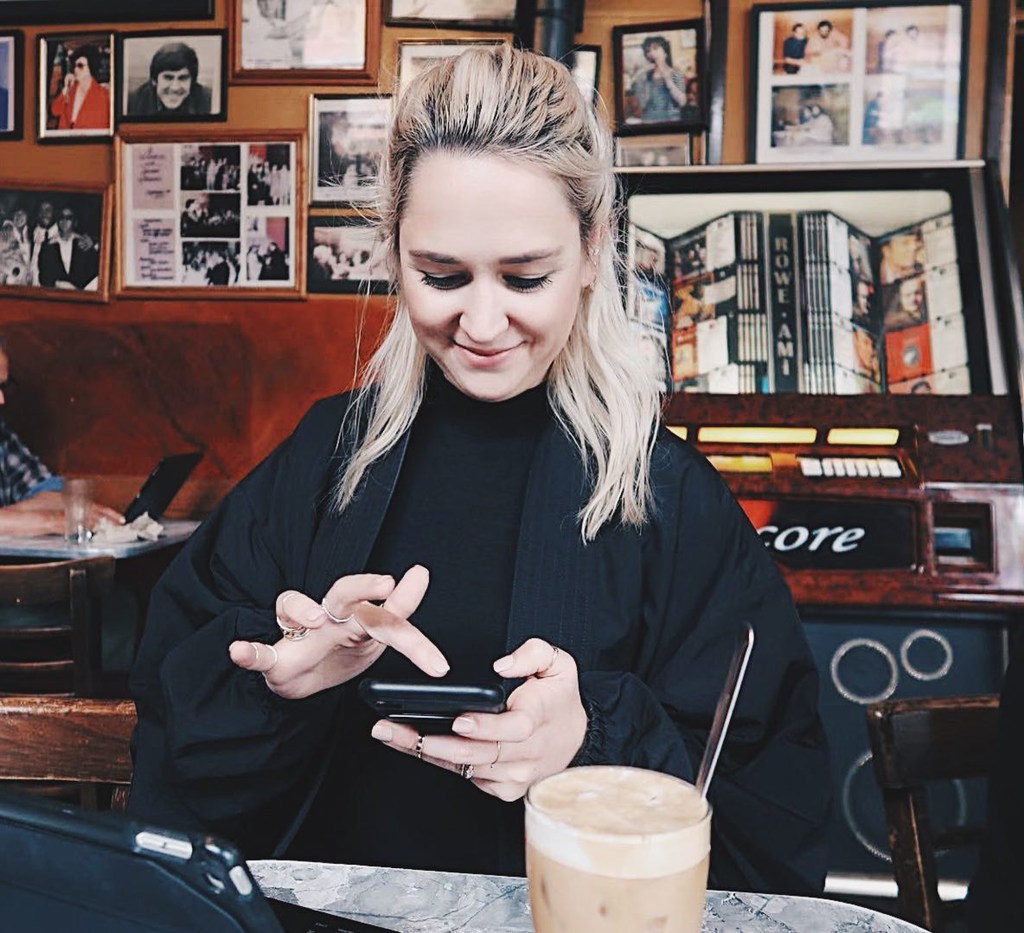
[49,44,110,131]
[128,45,830,893]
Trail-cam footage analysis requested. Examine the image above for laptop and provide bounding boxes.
[123,451,204,523]
[0,790,396,933]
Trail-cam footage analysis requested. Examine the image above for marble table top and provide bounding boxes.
[249,860,927,933]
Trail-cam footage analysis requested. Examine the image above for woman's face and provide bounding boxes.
[399,153,595,402]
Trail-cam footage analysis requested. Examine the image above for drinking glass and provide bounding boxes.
[525,765,711,933]
[63,478,92,543]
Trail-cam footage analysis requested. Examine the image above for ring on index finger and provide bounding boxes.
[321,600,355,625]
[276,616,310,641]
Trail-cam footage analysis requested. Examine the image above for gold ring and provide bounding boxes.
[414,733,424,760]
[490,741,501,767]
[276,616,310,640]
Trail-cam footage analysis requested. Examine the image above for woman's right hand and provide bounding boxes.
[228,564,448,700]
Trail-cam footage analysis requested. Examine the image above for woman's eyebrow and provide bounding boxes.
[408,248,563,265]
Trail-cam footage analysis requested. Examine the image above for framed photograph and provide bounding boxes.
[0,32,23,141]
[750,3,969,163]
[116,129,305,298]
[0,182,111,302]
[613,20,706,135]
[231,0,379,85]
[310,94,390,207]
[38,32,114,141]
[397,40,506,98]
[117,31,227,124]
[308,214,388,294]
[615,133,693,168]
[0,2,214,25]
[566,44,601,104]
[385,0,517,29]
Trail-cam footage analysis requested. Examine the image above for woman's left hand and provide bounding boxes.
[370,638,588,801]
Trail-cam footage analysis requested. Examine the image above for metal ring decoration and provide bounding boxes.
[490,741,501,767]
[900,629,954,682]
[276,616,310,641]
[414,733,424,760]
[829,637,899,706]
[461,763,475,781]
[321,600,355,625]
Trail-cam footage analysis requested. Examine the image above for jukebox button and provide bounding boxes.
[879,458,902,478]
[799,457,823,477]
[832,458,848,477]
[854,459,869,477]
[822,459,835,477]
[866,459,881,477]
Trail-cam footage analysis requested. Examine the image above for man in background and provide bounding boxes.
[0,340,122,536]
[36,205,100,291]
[127,42,212,116]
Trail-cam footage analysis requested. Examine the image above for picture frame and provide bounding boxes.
[0,181,111,302]
[116,30,228,125]
[612,19,706,136]
[385,0,518,30]
[38,32,115,142]
[749,2,969,164]
[115,128,306,299]
[0,32,23,141]
[396,39,506,98]
[0,1,215,25]
[566,44,601,104]
[307,214,389,294]
[230,0,380,86]
[614,133,694,168]
[310,94,390,207]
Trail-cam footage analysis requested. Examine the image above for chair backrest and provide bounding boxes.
[866,694,1001,931]
[0,696,136,810]
[0,557,116,696]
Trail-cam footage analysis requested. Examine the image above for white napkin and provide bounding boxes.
[91,512,164,544]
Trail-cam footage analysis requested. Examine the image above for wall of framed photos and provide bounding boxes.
[0,0,1008,515]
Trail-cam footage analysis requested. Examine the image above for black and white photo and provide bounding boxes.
[397,40,504,98]
[307,215,387,294]
[311,94,390,206]
[118,132,302,294]
[0,184,109,300]
[234,0,370,81]
[118,30,227,123]
[385,0,517,29]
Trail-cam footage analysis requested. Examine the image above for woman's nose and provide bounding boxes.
[458,283,509,344]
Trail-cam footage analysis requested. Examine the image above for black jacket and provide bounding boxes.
[129,391,831,893]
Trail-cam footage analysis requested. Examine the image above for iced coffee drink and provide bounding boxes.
[525,766,711,933]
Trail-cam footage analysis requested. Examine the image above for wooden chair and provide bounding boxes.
[0,556,117,696]
[0,695,136,810]
[866,694,1001,931]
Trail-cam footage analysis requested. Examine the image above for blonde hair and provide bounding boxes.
[336,44,661,541]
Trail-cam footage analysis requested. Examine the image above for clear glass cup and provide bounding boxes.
[525,765,711,933]
[63,477,92,543]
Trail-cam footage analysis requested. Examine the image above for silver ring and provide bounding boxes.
[321,600,355,625]
[414,733,424,760]
[264,643,279,671]
[276,616,310,641]
[490,741,501,767]
[461,763,475,780]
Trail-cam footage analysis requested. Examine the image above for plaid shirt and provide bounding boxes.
[0,417,60,506]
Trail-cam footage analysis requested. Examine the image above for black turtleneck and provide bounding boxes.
[290,364,552,874]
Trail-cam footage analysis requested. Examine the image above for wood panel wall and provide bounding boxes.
[0,0,999,516]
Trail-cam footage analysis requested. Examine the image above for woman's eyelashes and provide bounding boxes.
[418,271,553,293]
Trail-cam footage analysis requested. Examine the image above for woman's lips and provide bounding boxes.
[455,343,518,367]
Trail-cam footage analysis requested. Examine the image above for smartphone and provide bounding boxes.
[358,679,507,734]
